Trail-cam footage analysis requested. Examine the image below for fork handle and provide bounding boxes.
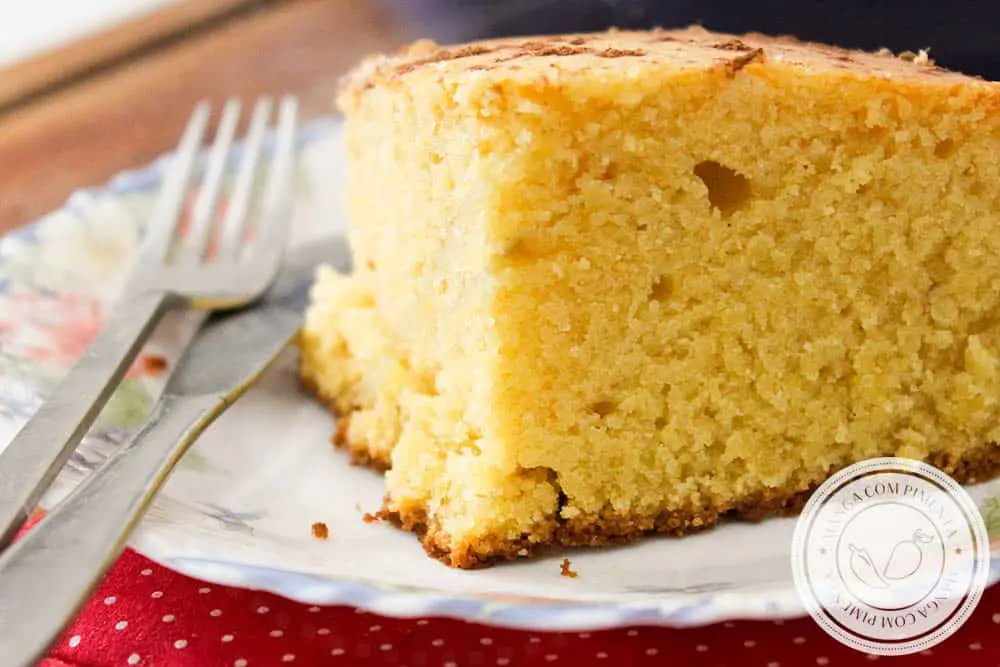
[0,290,178,549]
[0,393,216,667]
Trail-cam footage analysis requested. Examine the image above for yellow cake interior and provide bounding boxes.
[301,29,1000,566]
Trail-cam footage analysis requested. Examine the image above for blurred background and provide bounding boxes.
[5,1,997,86]
[393,0,1000,79]
[0,0,997,234]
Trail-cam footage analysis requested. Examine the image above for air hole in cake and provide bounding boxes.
[518,466,560,486]
[589,400,618,417]
[654,416,667,430]
[649,275,674,302]
[693,160,752,216]
[934,138,956,159]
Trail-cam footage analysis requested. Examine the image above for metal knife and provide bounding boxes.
[0,237,351,667]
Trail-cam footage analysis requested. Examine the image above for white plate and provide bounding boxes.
[2,119,999,630]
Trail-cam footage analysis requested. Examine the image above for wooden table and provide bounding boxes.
[0,0,404,234]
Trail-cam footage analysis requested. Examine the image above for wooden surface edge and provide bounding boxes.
[0,0,270,111]
[0,0,402,234]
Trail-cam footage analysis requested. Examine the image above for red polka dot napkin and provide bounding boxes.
[33,546,1000,666]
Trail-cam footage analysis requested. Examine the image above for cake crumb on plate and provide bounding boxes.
[142,354,168,376]
[311,522,329,540]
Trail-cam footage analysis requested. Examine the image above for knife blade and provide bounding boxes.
[0,237,352,667]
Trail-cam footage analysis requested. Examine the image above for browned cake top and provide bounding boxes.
[338,26,997,110]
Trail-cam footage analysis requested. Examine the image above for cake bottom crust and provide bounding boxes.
[327,405,1000,569]
[330,413,391,474]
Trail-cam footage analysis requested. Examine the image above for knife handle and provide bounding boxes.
[0,393,218,667]
[0,290,178,549]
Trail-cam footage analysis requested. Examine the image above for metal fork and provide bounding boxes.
[0,96,299,549]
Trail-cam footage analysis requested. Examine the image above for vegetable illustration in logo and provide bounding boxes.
[848,529,935,589]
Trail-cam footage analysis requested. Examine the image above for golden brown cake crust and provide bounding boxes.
[300,373,393,473]
[331,412,391,473]
[393,444,1000,569]
[338,26,991,112]
[327,402,1000,569]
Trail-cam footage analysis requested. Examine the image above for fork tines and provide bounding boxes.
[143,96,299,268]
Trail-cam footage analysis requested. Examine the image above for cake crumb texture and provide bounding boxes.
[301,27,1000,567]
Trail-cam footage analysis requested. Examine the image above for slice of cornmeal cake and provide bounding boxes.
[301,27,1000,567]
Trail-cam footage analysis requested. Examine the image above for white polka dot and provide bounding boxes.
[645,648,658,656]
[140,569,152,576]
[103,596,116,605]
[773,619,785,626]
[369,624,381,632]
[497,660,510,666]
[127,654,141,665]
[626,630,638,637]
[257,606,269,614]
[222,634,234,643]
[331,648,345,656]
[380,644,392,651]
[235,660,248,667]
[695,645,708,653]
[354,608,366,615]
[115,621,128,631]
[817,658,830,666]
[793,636,806,645]
[578,633,591,638]
[309,606,320,612]
[544,655,558,662]
[162,614,175,623]
[866,655,880,661]
[969,642,982,651]
[481,638,494,645]
[724,622,735,628]
[920,650,934,656]
[530,636,542,643]
[744,640,756,648]
[596,652,608,659]
[317,628,330,636]
[282,655,295,662]
[210,609,223,617]
[416,619,429,626]
[767,663,781,667]
[431,639,445,647]
[174,639,188,649]
[270,629,284,638]
[151,591,163,599]
[445,662,457,667]
[198,587,211,594]
[993,613,1000,624]
[68,635,81,648]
